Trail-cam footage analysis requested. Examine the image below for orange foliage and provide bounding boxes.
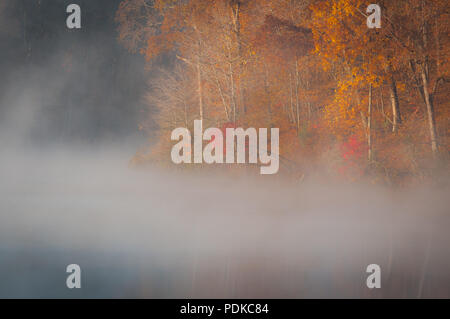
[117,0,449,184]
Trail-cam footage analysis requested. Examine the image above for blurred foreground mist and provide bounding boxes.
[0,147,449,298]
[0,0,448,299]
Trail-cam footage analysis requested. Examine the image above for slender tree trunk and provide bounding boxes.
[225,36,237,125]
[421,66,439,158]
[389,76,401,133]
[183,101,188,128]
[264,63,272,128]
[192,24,204,122]
[213,67,231,121]
[295,59,300,135]
[307,102,312,120]
[409,60,426,103]
[232,2,246,115]
[229,60,236,125]
[196,55,203,122]
[368,84,373,162]
[289,73,295,123]
[435,16,441,77]
[420,4,438,159]
[379,90,389,129]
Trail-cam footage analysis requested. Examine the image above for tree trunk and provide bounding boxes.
[289,73,295,123]
[232,2,246,116]
[295,59,300,135]
[389,76,401,133]
[213,67,231,121]
[419,3,438,159]
[196,55,203,122]
[420,66,439,158]
[183,101,188,128]
[368,84,373,162]
[379,90,389,130]
[264,63,272,128]
[229,59,236,125]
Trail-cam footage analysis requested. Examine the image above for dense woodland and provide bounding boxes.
[116,0,449,185]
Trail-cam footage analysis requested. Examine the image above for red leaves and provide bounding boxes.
[338,135,367,177]
[340,135,366,161]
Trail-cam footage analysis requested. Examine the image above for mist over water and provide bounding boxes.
[0,52,449,298]
[0,144,449,298]
[0,0,449,299]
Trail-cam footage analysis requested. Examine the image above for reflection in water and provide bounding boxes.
[0,148,449,298]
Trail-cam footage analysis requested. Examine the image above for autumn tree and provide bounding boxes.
[383,0,449,159]
[117,0,449,182]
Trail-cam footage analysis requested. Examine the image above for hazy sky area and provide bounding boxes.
[0,0,148,148]
[0,1,449,299]
[1,150,449,298]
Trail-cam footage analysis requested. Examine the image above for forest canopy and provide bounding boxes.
[116,0,449,185]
